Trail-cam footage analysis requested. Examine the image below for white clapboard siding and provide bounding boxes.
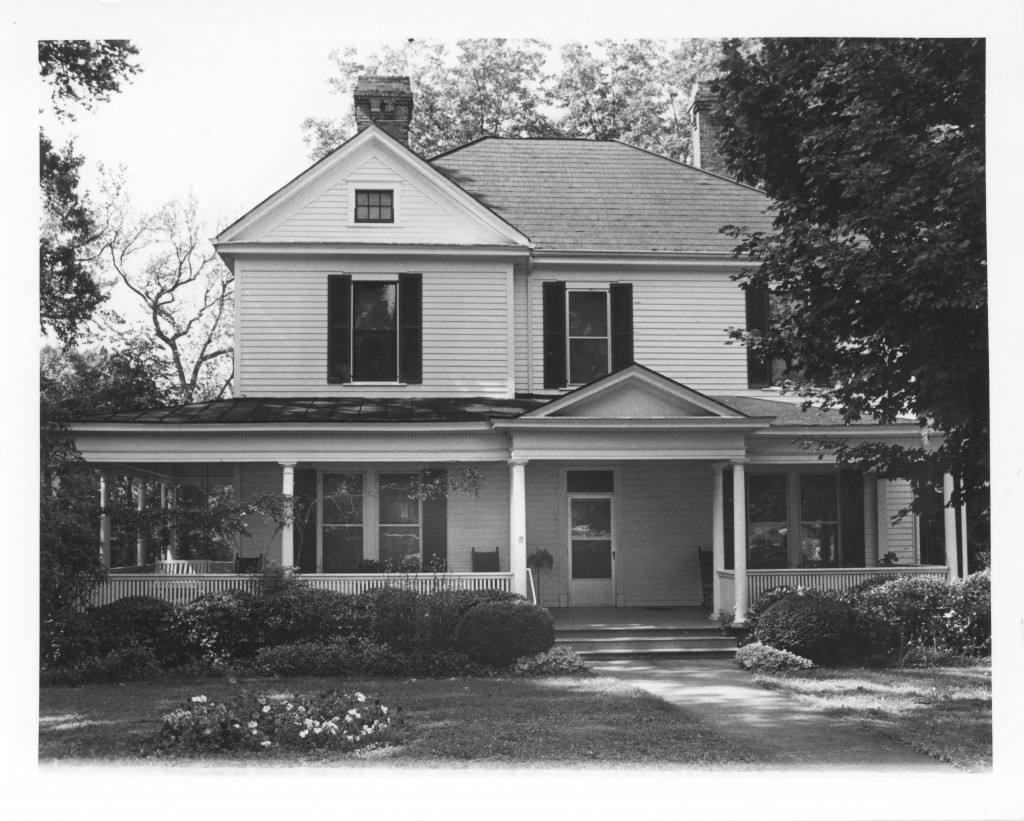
[883,479,919,563]
[523,269,749,395]
[619,462,712,607]
[238,259,512,397]
[259,152,510,246]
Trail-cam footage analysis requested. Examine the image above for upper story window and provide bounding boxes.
[543,281,633,389]
[355,190,394,223]
[328,274,422,385]
[746,287,787,389]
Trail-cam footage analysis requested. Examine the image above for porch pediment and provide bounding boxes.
[523,364,749,421]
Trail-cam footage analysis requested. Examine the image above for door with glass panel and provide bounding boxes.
[568,496,615,606]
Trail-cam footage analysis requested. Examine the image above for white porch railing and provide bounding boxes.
[718,566,951,607]
[88,572,515,608]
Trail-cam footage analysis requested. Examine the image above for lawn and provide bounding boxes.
[753,663,991,771]
[39,674,755,766]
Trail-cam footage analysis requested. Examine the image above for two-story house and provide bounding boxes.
[72,77,963,624]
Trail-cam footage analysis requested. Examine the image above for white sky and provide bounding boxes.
[4,1,1024,817]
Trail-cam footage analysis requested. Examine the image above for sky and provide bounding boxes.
[5,0,1024,817]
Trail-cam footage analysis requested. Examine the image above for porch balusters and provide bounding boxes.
[509,458,529,597]
[99,469,112,569]
[135,479,148,566]
[732,460,749,626]
[710,462,726,620]
[281,462,296,567]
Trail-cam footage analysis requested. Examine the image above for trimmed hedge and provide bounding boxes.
[755,594,851,665]
[454,602,555,667]
[735,641,815,672]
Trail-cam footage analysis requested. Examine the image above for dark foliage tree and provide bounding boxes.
[714,39,987,540]
[39,40,141,344]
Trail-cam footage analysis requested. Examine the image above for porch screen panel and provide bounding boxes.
[294,469,319,573]
[421,469,448,571]
[321,473,363,572]
[840,470,865,567]
[748,473,788,569]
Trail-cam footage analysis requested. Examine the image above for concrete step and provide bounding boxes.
[556,628,738,660]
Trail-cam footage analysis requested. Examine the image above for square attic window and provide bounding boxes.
[355,190,394,223]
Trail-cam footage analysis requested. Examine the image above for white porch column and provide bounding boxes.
[281,462,297,568]
[959,496,969,577]
[942,473,960,581]
[166,486,177,561]
[732,460,749,626]
[709,462,726,620]
[135,479,148,566]
[509,458,529,597]
[99,469,111,569]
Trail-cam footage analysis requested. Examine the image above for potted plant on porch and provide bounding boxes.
[526,548,553,603]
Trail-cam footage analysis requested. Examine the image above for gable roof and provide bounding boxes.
[429,138,774,254]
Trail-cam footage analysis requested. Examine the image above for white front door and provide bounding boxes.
[568,495,615,606]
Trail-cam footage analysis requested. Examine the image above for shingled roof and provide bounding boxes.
[429,138,774,254]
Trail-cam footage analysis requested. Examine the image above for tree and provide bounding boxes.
[713,39,987,536]
[302,39,557,159]
[39,40,141,344]
[97,176,234,403]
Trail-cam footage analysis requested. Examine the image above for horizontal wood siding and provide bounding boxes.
[259,153,507,246]
[524,268,749,394]
[446,462,509,572]
[238,463,282,563]
[883,479,918,564]
[238,258,511,397]
[619,462,711,607]
[525,462,563,608]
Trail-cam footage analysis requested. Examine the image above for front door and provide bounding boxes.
[568,496,615,606]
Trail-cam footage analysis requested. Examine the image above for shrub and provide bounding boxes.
[361,586,421,652]
[43,646,161,685]
[157,689,395,754]
[253,641,353,677]
[755,594,852,665]
[177,589,259,663]
[510,646,589,676]
[942,570,991,655]
[454,602,555,667]
[249,587,369,648]
[735,641,815,672]
[415,588,526,653]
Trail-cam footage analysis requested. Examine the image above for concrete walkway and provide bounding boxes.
[592,659,953,771]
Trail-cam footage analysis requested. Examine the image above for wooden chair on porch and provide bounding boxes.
[471,548,500,572]
[697,547,714,608]
[234,554,263,574]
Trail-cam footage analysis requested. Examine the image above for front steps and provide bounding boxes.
[556,626,739,660]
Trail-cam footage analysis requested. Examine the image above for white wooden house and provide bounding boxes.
[71,77,962,623]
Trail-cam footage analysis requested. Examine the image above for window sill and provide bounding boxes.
[348,382,409,387]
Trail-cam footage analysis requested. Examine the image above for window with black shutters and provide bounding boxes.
[543,282,633,389]
[327,274,422,384]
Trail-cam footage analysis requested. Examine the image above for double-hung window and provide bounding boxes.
[327,274,422,384]
[542,281,634,389]
[377,471,449,571]
[321,473,364,572]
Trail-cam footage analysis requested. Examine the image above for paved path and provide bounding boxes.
[591,659,953,771]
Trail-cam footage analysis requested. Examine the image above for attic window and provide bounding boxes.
[355,190,394,223]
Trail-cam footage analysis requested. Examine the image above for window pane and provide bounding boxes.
[352,282,397,381]
[322,473,363,525]
[379,192,392,206]
[568,291,608,336]
[571,499,611,539]
[379,526,420,566]
[356,192,368,206]
[356,206,369,221]
[379,474,419,524]
[322,527,363,572]
[801,523,839,565]
[353,283,396,330]
[569,338,609,383]
[567,470,614,493]
[748,474,788,568]
[800,474,839,566]
[801,474,838,521]
[381,207,393,221]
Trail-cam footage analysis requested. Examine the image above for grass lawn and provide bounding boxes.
[39,674,755,767]
[753,663,991,772]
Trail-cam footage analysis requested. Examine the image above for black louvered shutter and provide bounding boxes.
[543,281,567,389]
[746,286,770,388]
[840,470,865,568]
[327,275,352,383]
[723,468,735,571]
[421,470,448,571]
[609,283,634,372]
[398,273,422,384]
[294,469,319,573]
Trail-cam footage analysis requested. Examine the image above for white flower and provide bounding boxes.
[191,695,208,703]
[299,729,308,739]
[355,692,366,703]
[381,706,388,715]
[248,721,258,729]
[262,705,271,713]
[260,740,271,748]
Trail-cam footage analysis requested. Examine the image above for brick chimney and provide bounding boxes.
[688,83,729,177]
[354,76,414,145]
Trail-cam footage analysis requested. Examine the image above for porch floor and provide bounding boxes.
[548,606,714,631]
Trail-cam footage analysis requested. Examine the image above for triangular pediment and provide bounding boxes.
[524,364,748,420]
[216,125,530,247]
